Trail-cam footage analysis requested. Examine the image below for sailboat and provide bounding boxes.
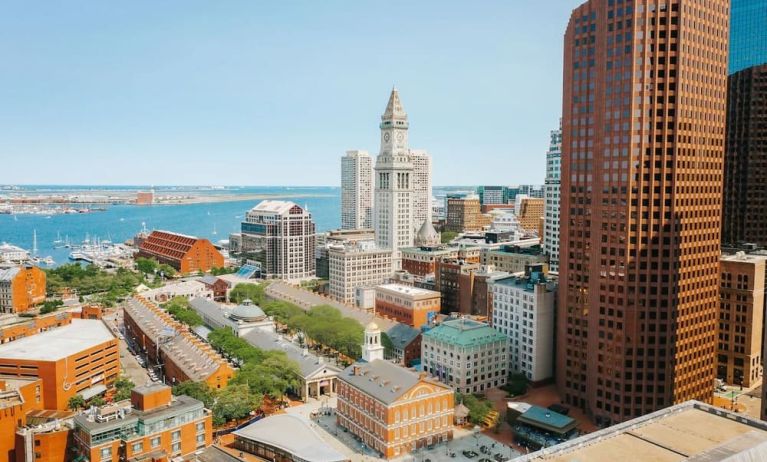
[53,231,63,246]
[212,224,217,236]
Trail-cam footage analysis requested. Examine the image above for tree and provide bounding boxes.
[229,283,266,305]
[456,393,493,425]
[114,376,135,401]
[163,296,203,327]
[135,257,158,275]
[211,266,237,276]
[441,231,459,244]
[172,381,215,409]
[211,384,261,426]
[158,264,177,278]
[89,396,106,407]
[40,299,64,315]
[68,394,86,410]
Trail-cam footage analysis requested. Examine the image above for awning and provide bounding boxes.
[192,325,212,340]
[80,384,107,400]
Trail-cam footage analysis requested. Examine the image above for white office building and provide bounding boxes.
[341,150,374,230]
[328,240,393,305]
[410,148,432,233]
[542,122,562,272]
[490,266,556,383]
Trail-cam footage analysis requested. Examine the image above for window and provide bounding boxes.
[172,442,181,454]
[100,447,112,461]
[172,430,181,442]
[151,436,161,448]
[131,442,143,454]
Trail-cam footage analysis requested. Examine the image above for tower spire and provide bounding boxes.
[382,86,407,122]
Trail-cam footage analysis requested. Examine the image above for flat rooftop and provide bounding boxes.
[515,401,767,462]
[376,283,440,299]
[0,319,114,361]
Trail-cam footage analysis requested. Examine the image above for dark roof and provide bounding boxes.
[200,275,220,285]
[517,405,577,435]
[386,324,420,350]
[340,359,440,404]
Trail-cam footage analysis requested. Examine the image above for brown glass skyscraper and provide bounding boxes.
[557,0,729,425]
[723,64,767,247]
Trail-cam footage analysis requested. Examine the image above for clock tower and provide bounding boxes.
[374,87,414,270]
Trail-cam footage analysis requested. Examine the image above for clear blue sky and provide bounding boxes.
[0,1,582,186]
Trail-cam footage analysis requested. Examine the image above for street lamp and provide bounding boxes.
[473,425,481,449]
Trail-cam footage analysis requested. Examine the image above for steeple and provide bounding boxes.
[362,322,384,362]
[381,86,408,126]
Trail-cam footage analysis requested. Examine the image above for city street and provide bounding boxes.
[266,282,397,331]
[105,307,151,386]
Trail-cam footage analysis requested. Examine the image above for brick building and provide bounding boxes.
[480,244,547,274]
[72,384,212,462]
[124,297,234,389]
[136,230,224,274]
[516,197,545,234]
[337,323,454,459]
[401,245,481,277]
[557,0,729,424]
[445,195,488,233]
[375,284,440,329]
[0,376,44,461]
[0,319,119,410]
[0,265,46,314]
[718,253,765,387]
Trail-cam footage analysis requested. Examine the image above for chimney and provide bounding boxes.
[352,365,361,376]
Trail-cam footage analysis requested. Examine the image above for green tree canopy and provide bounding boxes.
[114,376,135,401]
[211,384,262,426]
[135,257,158,275]
[441,231,459,244]
[68,394,86,411]
[172,381,216,409]
[229,283,266,305]
[162,296,203,327]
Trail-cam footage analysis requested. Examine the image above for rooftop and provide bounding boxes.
[125,297,228,382]
[515,401,767,462]
[376,283,440,299]
[386,323,421,350]
[340,359,433,404]
[249,200,303,215]
[0,267,20,282]
[75,394,204,435]
[242,330,340,379]
[512,404,577,435]
[0,319,114,361]
[721,251,767,263]
[422,318,507,347]
[234,414,347,462]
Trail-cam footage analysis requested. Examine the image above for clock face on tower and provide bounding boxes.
[396,132,404,142]
[384,132,390,143]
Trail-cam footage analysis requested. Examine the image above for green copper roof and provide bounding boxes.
[423,319,507,347]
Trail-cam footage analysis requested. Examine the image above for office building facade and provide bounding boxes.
[543,123,562,272]
[722,63,767,247]
[558,0,729,424]
[729,0,767,74]
[341,150,374,230]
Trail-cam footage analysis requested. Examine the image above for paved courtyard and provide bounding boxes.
[284,397,522,462]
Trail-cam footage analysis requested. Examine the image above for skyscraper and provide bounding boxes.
[375,88,414,269]
[410,148,433,231]
[729,0,767,74]
[543,122,562,272]
[558,0,729,425]
[341,150,374,230]
[722,63,767,246]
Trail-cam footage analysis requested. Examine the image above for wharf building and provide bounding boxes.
[328,239,393,305]
[337,322,454,459]
[124,296,234,389]
[717,253,765,387]
[242,329,341,402]
[374,284,440,329]
[136,230,224,274]
[542,122,562,272]
[0,319,119,410]
[722,63,767,247]
[490,265,557,384]
[558,0,729,425]
[341,150,374,230]
[421,318,508,393]
[72,384,212,462]
[235,200,317,282]
[729,0,767,74]
[0,264,46,314]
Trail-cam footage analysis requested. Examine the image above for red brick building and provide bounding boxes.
[136,230,224,274]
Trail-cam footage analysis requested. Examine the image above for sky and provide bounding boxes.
[0,1,583,186]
